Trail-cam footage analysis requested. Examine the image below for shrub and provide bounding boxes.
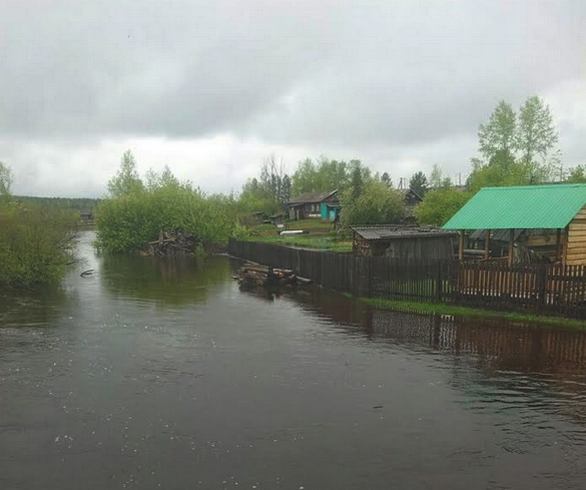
[0,203,76,287]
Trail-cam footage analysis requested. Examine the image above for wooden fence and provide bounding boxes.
[228,240,586,319]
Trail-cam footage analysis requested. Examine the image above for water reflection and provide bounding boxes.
[0,287,68,328]
[3,234,586,490]
[100,254,232,305]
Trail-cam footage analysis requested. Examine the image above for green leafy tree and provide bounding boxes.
[414,188,471,226]
[238,155,291,214]
[516,96,558,167]
[97,166,238,253]
[468,97,559,190]
[341,180,405,226]
[291,157,360,195]
[107,150,144,197]
[567,165,586,183]
[478,100,516,161]
[381,172,392,187]
[409,171,428,197]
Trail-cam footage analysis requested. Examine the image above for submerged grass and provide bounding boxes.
[344,294,586,330]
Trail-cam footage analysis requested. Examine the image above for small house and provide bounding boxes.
[351,225,457,259]
[443,184,586,265]
[287,190,340,221]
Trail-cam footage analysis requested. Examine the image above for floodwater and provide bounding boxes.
[1,232,586,490]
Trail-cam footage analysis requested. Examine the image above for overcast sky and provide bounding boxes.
[1,0,585,197]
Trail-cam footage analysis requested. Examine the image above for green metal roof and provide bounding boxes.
[443,184,586,230]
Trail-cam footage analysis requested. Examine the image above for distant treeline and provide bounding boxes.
[13,196,100,212]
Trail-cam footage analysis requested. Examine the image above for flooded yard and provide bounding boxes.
[1,231,586,489]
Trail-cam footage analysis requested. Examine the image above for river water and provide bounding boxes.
[1,231,586,490]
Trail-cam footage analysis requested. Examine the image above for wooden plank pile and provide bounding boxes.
[145,230,200,256]
[235,263,312,290]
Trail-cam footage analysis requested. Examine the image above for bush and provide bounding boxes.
[96,182,238,253]
[341,180,405,226]
[414,188,471,226]
[0,203,76,287]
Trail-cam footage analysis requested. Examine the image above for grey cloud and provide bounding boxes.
[1,0,585,196]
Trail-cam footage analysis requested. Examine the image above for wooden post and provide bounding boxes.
[484,229,490,260]
[508,229,515,267]
[458,231,464,261]
[556,228,562,263]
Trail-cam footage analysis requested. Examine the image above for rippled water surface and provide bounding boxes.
[2,231,586,489]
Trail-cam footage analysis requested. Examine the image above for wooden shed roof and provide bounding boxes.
[351,225,457,241]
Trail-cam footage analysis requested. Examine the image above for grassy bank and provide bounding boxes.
[348,295,586,330]
[246,219,352,252]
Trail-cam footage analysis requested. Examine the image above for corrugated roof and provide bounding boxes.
[288,190,337,205]
[352,225,457,241]
[443,184,586,230]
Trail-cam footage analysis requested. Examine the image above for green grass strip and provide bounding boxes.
[344,294,586,330]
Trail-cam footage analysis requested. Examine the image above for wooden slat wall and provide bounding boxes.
[567,205,586,265]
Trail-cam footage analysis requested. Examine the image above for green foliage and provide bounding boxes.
[97,161,238,253]
[0,202,76,287]
[291,157,368,196]
[238,155,290,215]
[429,164,449,189]
[478,100,516,160]
[469,96,559,190]
[0,162,76,288]
[567,165,586,183]
[414,188,471,226]
[107,150,144,197]
[341,180,405,226]
[517,96,558,165]
[409,171,428,197]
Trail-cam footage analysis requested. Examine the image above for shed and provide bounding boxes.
[351,225,457,259]
[287,190,340,221]
[443,184,586,265]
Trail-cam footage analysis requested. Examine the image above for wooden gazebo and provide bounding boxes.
[443,184,586,266]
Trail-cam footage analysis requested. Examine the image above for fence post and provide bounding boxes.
[537,264,547,310]
[436,261,443,302]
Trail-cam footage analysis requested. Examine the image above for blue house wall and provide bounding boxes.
[320,202,339,222]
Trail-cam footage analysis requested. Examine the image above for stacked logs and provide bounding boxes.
[236,263,312,290]
[145,230,200,256]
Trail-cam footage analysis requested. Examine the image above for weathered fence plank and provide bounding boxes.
[228,240,586,319]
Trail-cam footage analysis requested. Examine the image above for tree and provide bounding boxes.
[429,164,445,189]
[468,97,560,191]
[341,180,405,226]
[381,172,392,187]
[516,96,558,167]
[414,188,471,226]
[238,155,291,214]
[108,150,144,197]
[291,157,352,195]
[478,100,516,161]
[409,171,428,197]
[567,165,586,183]
[349,162,365,200]
[0,162,12,198]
